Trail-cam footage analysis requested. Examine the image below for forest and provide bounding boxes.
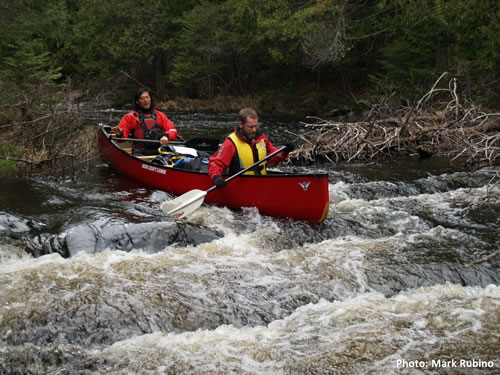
[0,0,499,175]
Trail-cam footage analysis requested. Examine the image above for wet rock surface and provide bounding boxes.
[1,210,221,257]
[64,220,221,256]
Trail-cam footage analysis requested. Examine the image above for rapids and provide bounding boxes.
[0,111,498,374]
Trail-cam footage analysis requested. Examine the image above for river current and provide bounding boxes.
[0,112,499,374]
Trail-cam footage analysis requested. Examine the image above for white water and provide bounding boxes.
[0,167,499,374]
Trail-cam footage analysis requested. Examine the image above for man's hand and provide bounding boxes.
[284,143,296,153]
[213,175,227,189]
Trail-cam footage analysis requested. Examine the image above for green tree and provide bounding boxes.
[65,0,199,94]
[362,0,499,103]
[433,0,499,101]
[0,0,67,86]
[169,1,231,97]
[66,0,168,78]
[170,0,312,97]
[1,41,62,85]
[0,144,22,176]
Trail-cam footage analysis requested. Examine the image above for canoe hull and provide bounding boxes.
[98,127,329,222]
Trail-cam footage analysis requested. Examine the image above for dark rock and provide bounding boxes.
[65,220,221,256]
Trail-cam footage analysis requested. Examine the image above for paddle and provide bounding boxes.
[109,136,220,151]
[160,146,287,218]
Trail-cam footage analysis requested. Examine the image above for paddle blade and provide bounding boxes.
[160,189,207,218]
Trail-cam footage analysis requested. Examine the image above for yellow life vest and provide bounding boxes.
[228,133,267,175]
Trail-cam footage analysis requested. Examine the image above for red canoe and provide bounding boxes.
[97,125,330,222]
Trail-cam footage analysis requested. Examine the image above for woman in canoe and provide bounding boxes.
[110,87,178,155]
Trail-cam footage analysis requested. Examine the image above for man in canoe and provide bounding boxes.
[208,108,295,188]
[110,87,178,155]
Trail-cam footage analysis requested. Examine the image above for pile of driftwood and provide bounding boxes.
[288,73,500,169]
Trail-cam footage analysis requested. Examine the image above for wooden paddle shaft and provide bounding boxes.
[110,136,174,144]
[109,136,221,151]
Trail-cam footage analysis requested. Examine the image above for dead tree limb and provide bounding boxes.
[289,75,499,170]
[465,250,500,268]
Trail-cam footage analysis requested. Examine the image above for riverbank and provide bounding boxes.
[158,95,260,114]
[1,78,498,178]
[154,92,351,117]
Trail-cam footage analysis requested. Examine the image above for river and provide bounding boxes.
[0,111,499,374]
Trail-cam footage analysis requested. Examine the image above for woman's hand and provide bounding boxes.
[109,126,124,137]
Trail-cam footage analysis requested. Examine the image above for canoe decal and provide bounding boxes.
[299,181,311,191]
[142,163,167,175]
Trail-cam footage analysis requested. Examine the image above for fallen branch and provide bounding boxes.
[465,250,500,268]
[290,75,499,168]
